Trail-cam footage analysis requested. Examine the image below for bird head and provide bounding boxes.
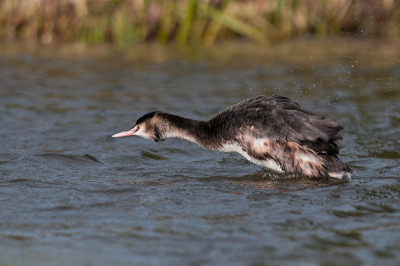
[112,111,165,142]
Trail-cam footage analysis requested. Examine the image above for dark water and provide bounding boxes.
[0,39,400,265]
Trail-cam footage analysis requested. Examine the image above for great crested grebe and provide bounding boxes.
[112,95,353,179]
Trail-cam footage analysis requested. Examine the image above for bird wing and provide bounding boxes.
[216,95,343,154]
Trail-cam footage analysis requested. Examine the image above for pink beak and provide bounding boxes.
[112,127,138,138]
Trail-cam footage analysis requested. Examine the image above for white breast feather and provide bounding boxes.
[218,142,283,172]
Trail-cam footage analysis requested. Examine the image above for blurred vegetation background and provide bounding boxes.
[0,0,399,45]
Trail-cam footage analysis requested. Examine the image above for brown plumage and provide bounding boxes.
[112,95,353,179]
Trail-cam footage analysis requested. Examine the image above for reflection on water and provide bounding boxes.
[0,39,400,265]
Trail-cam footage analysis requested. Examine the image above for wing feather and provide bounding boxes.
[211,95,343,154]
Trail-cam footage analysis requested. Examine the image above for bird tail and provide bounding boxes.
[322,154,354,180]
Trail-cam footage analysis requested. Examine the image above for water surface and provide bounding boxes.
[0,39,400,265]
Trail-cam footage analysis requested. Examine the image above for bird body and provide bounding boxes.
[112,95,353,179]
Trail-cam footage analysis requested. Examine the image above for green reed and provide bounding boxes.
[0,0,398,45]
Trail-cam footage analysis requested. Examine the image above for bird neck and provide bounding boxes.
[159,113,218,149]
